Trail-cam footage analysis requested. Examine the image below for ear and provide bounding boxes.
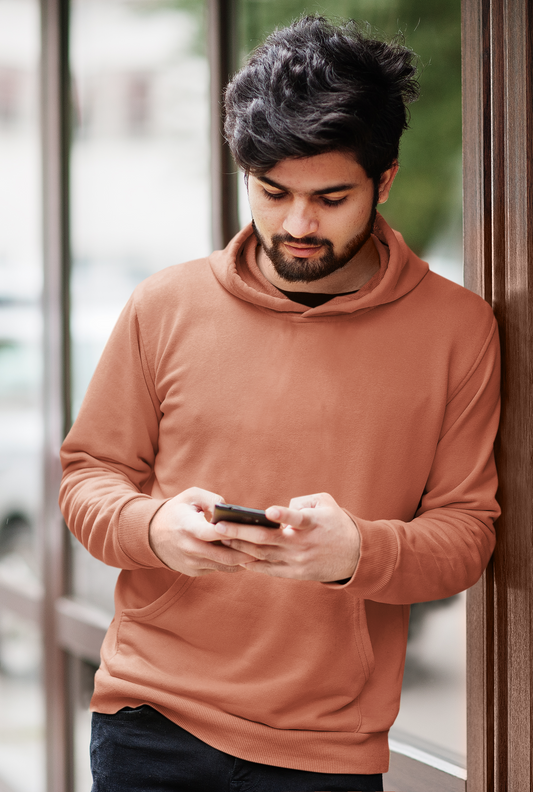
[377,162,399,204]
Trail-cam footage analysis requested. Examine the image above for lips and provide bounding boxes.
[283,242,323,258]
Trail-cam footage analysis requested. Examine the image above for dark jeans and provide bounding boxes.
[91,706,384,792]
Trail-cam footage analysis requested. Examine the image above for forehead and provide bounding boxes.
[253,151,370,192]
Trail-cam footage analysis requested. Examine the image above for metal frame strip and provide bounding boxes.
[41,0,72,789]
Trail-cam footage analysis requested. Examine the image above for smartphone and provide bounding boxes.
[211,503,280,529]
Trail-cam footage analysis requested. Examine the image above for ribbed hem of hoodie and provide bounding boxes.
[323,514,398,595]
[118,496,170,568]
[90,684,390,775]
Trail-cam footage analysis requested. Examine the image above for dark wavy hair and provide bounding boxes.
[224,15,420,182]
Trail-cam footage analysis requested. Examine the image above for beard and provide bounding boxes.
[252,210,376,284]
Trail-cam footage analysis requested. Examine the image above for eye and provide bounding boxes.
[262,188,286,201]
[321,196,347,207]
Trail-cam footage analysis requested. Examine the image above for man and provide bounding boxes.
[60,15,500,792]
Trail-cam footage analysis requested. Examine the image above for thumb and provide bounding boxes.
[265,504,317,532]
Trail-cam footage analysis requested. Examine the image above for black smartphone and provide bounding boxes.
[211,503,280,529]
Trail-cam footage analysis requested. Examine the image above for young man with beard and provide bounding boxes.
[60,15,500,792]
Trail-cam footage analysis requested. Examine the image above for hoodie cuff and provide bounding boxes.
[118,496,170,568]
[323,513,398,594]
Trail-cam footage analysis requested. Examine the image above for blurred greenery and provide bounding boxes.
[237,0,462,255]
[130,0,462,255]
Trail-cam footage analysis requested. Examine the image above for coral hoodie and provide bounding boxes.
[59,215,500,774]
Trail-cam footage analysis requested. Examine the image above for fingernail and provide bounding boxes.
[267,507,280,519]
[215,524,227,534]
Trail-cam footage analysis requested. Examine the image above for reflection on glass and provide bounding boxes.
[69,0,210,611]
[392,593,466,764]
[0,0,42,582]
[72,658,97,792]
[75,697,93,792]
[237,0,465,766]
[0,1,45,788]
[0,612,44,792]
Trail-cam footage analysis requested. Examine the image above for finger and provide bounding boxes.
[213,521,282,544]
[188,536,256,567]
[188,510,237,543]
[176,487,225,519]
[220,538,281,561]
[287,492,334,510]
[265,505,317,531]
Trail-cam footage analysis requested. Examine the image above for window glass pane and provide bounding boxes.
[0,0,43,583]
[237,0,465,767]
[0,611,44,792]
[0,0,45,785]
[69,0,210,613]
[395,592,466,764]
[73,658,97,792]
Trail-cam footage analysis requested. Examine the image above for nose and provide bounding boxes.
[282,200,319,238]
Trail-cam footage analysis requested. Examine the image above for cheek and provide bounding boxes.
[344,201,375,232]
[250,213,269,239]
[329,211,363,241]
[248,187,276,219]
[249,203,281,236]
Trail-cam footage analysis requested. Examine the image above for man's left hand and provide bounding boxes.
[213,492,360,582]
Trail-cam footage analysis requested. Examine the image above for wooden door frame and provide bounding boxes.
[463,1,533,791]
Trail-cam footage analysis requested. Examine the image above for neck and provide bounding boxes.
[256,236,380,294]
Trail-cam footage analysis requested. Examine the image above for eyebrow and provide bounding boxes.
[257,175,356,196]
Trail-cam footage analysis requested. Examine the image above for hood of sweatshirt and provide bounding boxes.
[208,212,429,319]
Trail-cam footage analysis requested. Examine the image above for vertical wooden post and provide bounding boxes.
[208,0,240,250]
[463,1,533,790]
[40,0,72,790]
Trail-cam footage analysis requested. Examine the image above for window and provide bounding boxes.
[0,1,45,790]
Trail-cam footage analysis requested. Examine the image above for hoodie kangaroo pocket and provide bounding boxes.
[110,574,375,733]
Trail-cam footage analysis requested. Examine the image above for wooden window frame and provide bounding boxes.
[463,2,533,791]
[0,1,531,790]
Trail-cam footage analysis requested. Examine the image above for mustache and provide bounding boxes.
[271,233,333,248]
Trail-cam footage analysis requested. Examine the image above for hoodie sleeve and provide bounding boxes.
[59,293,169,570]
[328,315,500,603]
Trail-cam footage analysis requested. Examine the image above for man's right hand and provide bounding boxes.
[148,487,256,575]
